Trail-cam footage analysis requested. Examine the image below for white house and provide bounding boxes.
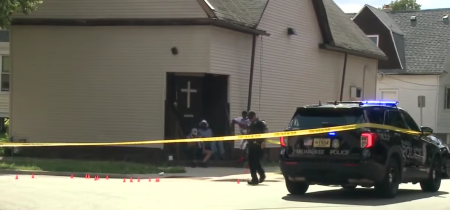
[9,0,385,161]
[350,5,450,143]
[0,29,10,129]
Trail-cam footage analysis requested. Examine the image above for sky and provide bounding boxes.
[335,0,450,13]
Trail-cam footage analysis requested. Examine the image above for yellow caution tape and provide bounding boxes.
[0,123,424,147]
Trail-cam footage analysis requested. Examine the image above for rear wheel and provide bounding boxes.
[374,158,400,198]
[420,157,441,192]
[341,184,357,190]
[285,179,309,195]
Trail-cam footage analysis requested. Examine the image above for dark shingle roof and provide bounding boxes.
[323,0,386,58]
[376,8,450,74]
[346,13,356,19]
[365,5,404,34]
[206,0,268,28]
[205,0,385,60]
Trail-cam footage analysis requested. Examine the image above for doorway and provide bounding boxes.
[165,73,230,159]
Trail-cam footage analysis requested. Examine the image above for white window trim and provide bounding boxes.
[444,86,450,110]
[367,35,379,47]
[0,55,10,92]
[379,89,399,101]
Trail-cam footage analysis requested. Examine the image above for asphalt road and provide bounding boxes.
[0,174,449,210]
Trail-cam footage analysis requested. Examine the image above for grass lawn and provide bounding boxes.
[0,157,186,174]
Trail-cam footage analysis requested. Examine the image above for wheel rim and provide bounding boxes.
[388,168,395,184]
[388,167,398,191]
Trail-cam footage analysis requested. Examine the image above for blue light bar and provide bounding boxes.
[328,132,336,136]
[361,100,398,106]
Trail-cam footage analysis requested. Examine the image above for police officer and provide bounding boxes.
[246,110,267,185]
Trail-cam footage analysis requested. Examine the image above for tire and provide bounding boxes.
[374,158,400,199]
[285,179,309,195]
[341,184,357,190]
[420,157,442,192]
[441,157,450,178]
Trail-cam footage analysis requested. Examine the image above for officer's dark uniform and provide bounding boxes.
[247,117,266,185]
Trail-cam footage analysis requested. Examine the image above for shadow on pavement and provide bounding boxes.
[282,188,448,206]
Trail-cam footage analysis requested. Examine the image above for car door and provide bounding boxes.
[384,109,420,178]
[400,110,429,177]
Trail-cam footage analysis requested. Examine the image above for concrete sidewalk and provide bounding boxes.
[0,166,283,182]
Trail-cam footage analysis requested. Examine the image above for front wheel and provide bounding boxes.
[374,158,400,198]
[420,157,441,192]
[285,179,309,195]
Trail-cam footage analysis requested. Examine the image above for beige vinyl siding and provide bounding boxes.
[209,27,252,148]
[0,94,9,117]
[342,55,378,101]
[0,43,10,117]
[377,75,439,131]
[437,74,450,133]
[10,26,211,148]
[13,0,207,19]
[250,0,378,147]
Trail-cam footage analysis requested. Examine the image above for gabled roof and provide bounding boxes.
[364,5,404,35]
[319,0,386,59]
[356,7,450,74]
[204,0,386,60]
[206,0,268,28]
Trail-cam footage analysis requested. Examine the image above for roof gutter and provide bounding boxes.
[319,43,388,61]
[11,18,270,36]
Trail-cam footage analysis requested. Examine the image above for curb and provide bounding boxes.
[0,169,185,179]
[0,170,284,181]
[211,179,282,183]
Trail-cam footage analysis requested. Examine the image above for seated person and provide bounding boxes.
[186,128,212,168]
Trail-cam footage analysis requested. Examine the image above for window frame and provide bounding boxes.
[445,86,450,109]
[0,55,10,92]
[367,35,379,47]
[379,89,399,101]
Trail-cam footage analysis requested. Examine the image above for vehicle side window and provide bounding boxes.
[365,107,387,124]
[385,110,407,129]
[400,110,421,131]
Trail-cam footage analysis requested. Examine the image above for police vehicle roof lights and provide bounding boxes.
[326,100,398,107]
[361,100,398,107]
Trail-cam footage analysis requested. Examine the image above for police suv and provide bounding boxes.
[279,101,442,198]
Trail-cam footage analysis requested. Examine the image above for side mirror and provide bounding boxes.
[420,126,433,135]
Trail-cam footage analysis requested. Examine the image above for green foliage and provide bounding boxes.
[389,0,421,11]
[0,0,42,28]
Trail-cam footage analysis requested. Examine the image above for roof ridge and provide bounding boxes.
[389,8,450,13]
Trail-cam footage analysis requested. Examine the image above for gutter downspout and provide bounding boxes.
[339,53,348,101]
[361,65,367,100]
[247,34,257,111]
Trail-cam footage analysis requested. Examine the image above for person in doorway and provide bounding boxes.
[198,120,225,160]
[231,111,250,162]
[186,128,212,168]
[246,110,267,185]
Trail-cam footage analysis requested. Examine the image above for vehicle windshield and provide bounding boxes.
[287,107,364,130]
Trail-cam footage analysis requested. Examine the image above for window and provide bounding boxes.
[365,107,387,124]
[385,110,407,129]
[445,87,450,109]
[287,108,364,130]
[367,35,379,46]
[0,56,10,91]
[400,110,420,131]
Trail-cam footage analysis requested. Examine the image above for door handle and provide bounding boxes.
[394,133,401,137]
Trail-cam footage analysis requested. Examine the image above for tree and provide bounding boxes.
[389,0,421,11]
[0,0,42,29]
